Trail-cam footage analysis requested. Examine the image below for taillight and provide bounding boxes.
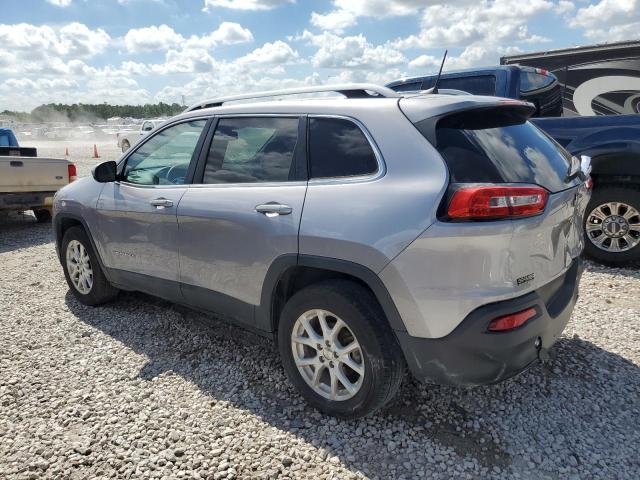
[488,307,537,332]
[535,68,549,76]
[585,177,593,190]
[447,185,548,220]
[68,163,77,182]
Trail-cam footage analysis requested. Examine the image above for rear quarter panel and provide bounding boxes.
[298,105,448,273]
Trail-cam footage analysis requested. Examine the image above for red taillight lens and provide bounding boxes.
[448,185,548,220]
[488,307,537,332]
[585,177,593,190]
[68,163,77,182]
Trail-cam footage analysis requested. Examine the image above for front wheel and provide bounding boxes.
[278,280,405,418]
[583,185,640,266]
[61,226,119,305]
[121,139,130,153]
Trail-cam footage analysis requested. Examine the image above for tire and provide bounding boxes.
[583,184,640,266]
[121,140,130,153]
[61,226,119,305]
[278,280,405,418]
[33,208,51,223]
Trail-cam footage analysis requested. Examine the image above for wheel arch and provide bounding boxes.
[54,213,112,282]
[258,255,408,336]
[589,151,640,185]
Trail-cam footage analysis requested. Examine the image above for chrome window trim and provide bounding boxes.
[307,114,386,185]
[116,115,211,189]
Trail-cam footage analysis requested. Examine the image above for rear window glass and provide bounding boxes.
[309,117,378,178]
[433,122,578,192]
[421,75,496,96]
[391,81,423,92]
[520,72,555,93]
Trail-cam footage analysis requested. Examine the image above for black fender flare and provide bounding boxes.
[53,213,113,283]
[256,254,407,334]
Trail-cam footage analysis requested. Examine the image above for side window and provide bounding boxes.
[123,119,207,185]
[203,117,299,184]
[309,117,378,179]
[438,76,496,95]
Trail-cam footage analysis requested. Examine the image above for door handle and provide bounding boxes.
[150,198,174,208]
[255,203,293,217]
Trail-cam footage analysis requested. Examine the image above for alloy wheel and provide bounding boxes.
[585,201,640,252]
[290,309,365,401]
[66,240,94,294]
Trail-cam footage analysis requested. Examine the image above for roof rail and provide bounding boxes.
[185,83,401,112]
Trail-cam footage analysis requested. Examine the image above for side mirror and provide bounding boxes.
[92,160,117,183]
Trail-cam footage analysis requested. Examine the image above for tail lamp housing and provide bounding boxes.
[68,163,77,182]
[447,185,548,220]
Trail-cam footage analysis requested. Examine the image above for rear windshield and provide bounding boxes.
[422,75,497,96]
[431,121,579,192]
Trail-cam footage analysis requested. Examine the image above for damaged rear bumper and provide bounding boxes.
[396,258,584,387]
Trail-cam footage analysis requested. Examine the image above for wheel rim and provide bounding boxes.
[66,240,93,294]
[291,309,365,401]
[586,201,640,253]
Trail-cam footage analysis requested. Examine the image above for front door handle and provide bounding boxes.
[255,203,292,217]
[150,198,174,208]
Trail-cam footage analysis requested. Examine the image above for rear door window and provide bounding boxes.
[432,121,578,192]
[308,117,378,179]
[202,117,300,184]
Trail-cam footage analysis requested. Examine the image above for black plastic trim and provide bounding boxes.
[397,258,583,387]
[53,213,113,283]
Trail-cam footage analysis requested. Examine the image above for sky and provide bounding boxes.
[0,0,638,111]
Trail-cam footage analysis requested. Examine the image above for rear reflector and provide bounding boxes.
[68,163,77,182]
[488,307,537,332]
[448,185,548,220]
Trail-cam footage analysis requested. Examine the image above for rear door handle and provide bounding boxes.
[150,198,174,208]
[255,203,293,217]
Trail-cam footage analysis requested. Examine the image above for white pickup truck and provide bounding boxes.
[116,119,164,153]
[0,134,76,222]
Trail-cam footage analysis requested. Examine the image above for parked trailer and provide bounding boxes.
[501,40,640,117]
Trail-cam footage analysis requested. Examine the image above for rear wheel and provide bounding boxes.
[121,139,130,153]
[583,185,640,266]
[278,280,405,418]
[62,226,119,305]
[33,208,51,223]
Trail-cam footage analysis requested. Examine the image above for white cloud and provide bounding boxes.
[123,23,253,54]
[46,0,73,6]
[569,0,639,42]
[311,0,451,32]
[123,25,184,53]
[210,22,254,44]
[298,31,406,70]
[203,0,294,11]
[237,40,298,65]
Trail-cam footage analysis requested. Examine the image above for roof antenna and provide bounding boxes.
[431,50,448,94]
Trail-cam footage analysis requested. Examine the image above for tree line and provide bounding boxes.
[1,102,185,123]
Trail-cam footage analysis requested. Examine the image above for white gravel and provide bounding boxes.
[1,141,639,479]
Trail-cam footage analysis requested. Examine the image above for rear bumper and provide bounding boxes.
[0,191,56,210]
[397,258,583,387]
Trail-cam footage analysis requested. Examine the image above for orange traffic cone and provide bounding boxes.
[64,147,69,157]
[92,144,100,159]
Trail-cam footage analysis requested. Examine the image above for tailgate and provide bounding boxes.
[0,157,71,193]
[509,184,590,291]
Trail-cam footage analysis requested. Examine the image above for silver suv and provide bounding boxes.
[53,84,590,418]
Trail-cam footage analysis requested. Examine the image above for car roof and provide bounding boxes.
[174,93,531,124]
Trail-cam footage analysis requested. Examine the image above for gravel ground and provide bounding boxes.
[1,141,639,479]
